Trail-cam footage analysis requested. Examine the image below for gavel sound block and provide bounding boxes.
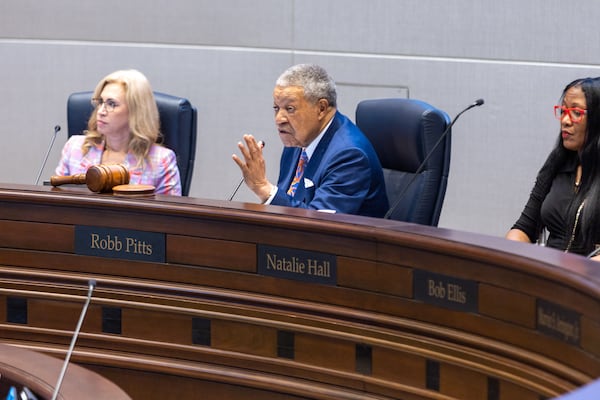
[50,164,130,193]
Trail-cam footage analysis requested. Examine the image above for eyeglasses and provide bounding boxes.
[91,98,120,113]
[554,105,587,123]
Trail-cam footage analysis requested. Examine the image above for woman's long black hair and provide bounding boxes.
[536,77,600,253]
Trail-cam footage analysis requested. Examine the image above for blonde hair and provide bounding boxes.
[83,69,161,166]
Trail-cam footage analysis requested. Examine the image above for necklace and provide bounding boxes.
[103,146,127,164]
[574,165,582,193]
[565,200,585,252]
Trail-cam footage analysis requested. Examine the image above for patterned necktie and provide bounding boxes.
[287,149,308,196]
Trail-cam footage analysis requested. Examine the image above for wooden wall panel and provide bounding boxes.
[167,235,256,272]
[0,220,73,252]
[479,283,535,328]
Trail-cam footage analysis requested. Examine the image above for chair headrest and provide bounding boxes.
[355,98,449,172]
[67,92,95,137]
[67,91,196,143]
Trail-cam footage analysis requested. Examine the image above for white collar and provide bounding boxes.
[304,116,334,159]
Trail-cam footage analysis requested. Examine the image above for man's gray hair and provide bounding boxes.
[276,64,337,107]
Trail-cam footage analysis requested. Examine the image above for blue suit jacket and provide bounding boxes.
[272,111,389,217]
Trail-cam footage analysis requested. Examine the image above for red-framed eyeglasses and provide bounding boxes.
[554,105,587,123]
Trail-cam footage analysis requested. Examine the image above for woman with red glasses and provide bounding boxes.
[506,77,600,259]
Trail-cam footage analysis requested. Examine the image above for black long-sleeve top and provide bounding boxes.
[511,157,587,254]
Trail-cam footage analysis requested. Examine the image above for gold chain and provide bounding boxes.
[565,200,585,252]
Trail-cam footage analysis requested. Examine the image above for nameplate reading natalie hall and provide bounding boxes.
[75,225,165,262]
[536,299,580,345]
[257,244,336,285]
[413,270,478,312]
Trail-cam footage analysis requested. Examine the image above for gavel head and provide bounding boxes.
[85,164,130,193]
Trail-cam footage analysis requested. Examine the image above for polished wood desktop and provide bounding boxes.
[0,184,599,399]
[0,342,131,399]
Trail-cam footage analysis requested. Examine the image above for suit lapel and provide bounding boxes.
[282,112,342,200]
[281,147,302,191]
[304,112,341,179]
[295,113,342,200]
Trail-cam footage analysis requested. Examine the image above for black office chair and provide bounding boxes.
[356,98,451,226]
[67,91,197,196]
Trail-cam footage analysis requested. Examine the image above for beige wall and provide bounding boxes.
[2,0,600,236]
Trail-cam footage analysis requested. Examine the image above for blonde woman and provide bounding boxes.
[55,69,181,195]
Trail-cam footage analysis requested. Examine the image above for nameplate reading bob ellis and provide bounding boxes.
[75,225,165,262]
[413,270,478,312]
[257,244,336,285]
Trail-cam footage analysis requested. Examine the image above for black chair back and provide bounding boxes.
[356,98,451,226]
[67,91,197,196]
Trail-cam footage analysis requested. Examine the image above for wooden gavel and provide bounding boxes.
[50,164,130,193]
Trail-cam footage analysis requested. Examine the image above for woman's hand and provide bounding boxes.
[505,228,532,243]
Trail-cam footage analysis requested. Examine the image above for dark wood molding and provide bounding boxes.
[0,184,598,399]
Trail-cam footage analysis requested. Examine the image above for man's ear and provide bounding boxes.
[318,98,330,114]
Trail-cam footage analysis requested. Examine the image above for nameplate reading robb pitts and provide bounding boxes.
[413,270,478,312]
[257,244,336,285]
[536,299,580,345]
[75,225,165,262]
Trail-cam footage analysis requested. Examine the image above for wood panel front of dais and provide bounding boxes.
[0,184,598,399]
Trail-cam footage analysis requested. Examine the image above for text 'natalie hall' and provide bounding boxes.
[265,254,331,277]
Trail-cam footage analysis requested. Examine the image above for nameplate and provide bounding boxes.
[75,225,165,262]
[536,299,580,345]
[257,244,336,285]
[413,270,478,312]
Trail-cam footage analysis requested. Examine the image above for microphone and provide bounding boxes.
[51,279,96,400]
[35,125,61,186]
[384,99,485,220]
[229,140,265,201]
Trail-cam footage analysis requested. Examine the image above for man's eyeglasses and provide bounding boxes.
[554,105,587,123]
[91,98,119,113]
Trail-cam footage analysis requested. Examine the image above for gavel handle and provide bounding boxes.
[50,174,87,186]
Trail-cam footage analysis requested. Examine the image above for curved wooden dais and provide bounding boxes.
[0,184,599,399]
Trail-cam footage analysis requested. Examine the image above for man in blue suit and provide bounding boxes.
[232,64,388,217]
